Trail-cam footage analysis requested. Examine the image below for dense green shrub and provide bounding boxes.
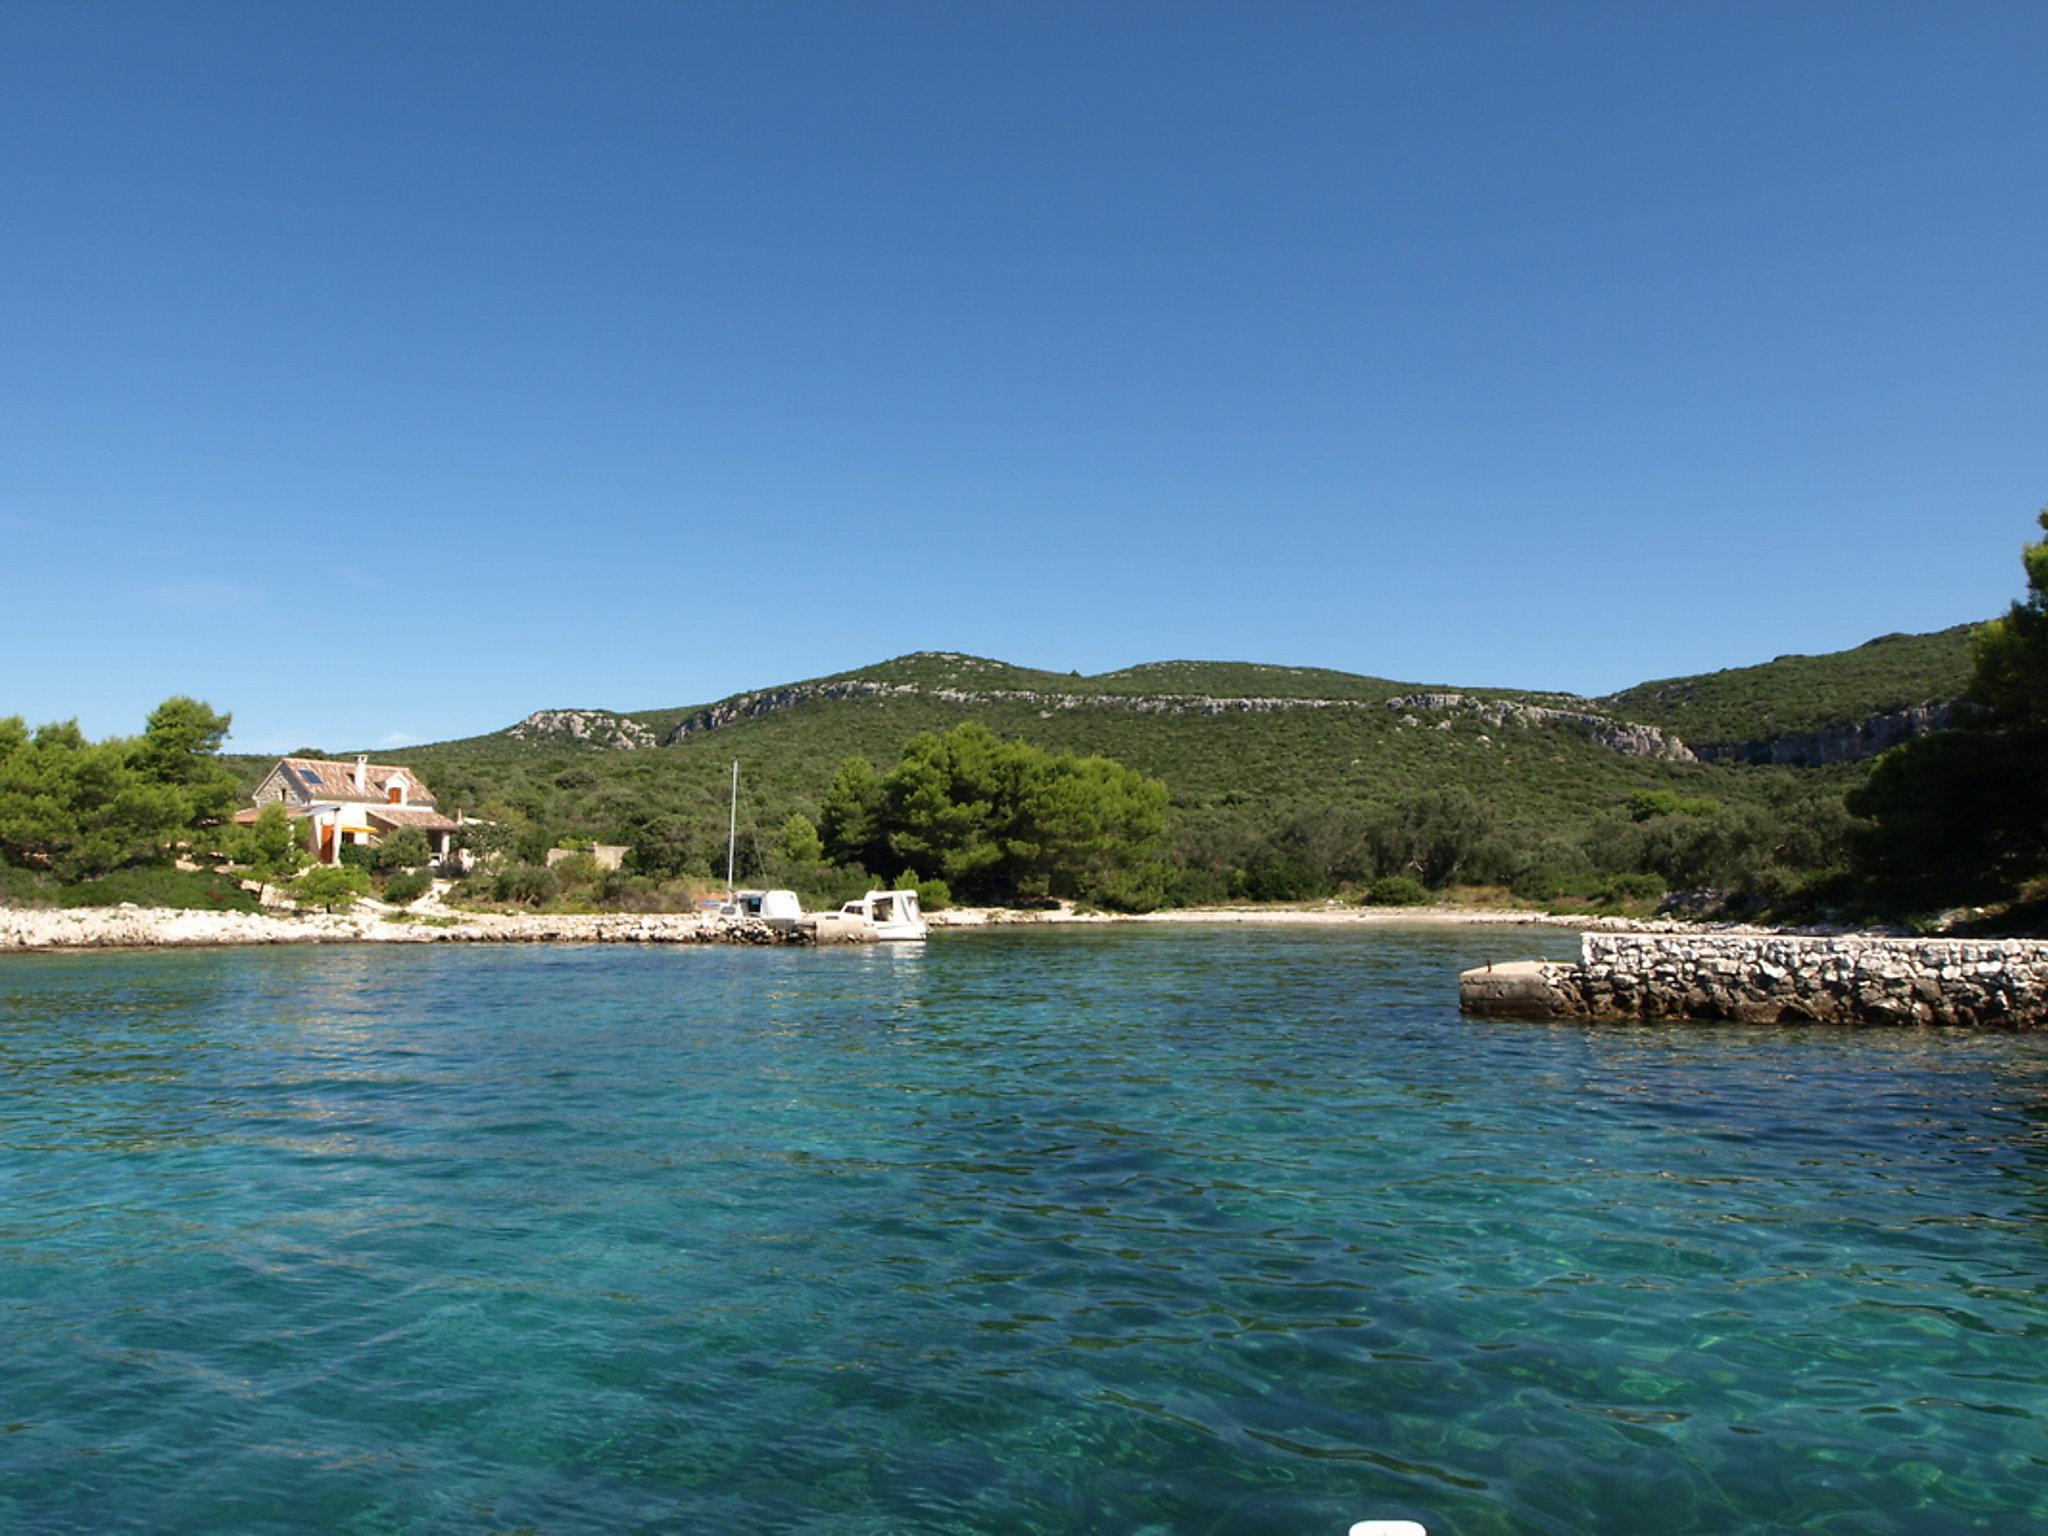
[777,812,824,865]
[380,869,433,905]
[54,864,260,913]
[0,863,55,907]
[627,814,695,880]
[215,801,304,877]
[338,842,377,872]
[894,868,954,912]
[1628,790,1720,821]
[0,697,239,880]
[1162,864,1233,908]
[1599,872,1667,903]
[819,757,890,872]
[1361,788,1498,888]
[873,724,1169,906]
[492,862,559,906]
[373,827,431,872]
[1361,874,1429,906]
[1510,867,1575,903]
[290,865,372,913]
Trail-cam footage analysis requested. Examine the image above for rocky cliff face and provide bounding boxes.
[1382,693,1698,762]
[508,710,659,750]
[1691,701,1955,767]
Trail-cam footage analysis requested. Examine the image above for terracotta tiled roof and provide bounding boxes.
[273,757,437,807]
[366,806,460,833]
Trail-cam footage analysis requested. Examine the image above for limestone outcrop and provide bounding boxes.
[1461,931,2048,1027]
[1383,694,1698,762]
[1690,701,1956,768]
[509,710,659,750]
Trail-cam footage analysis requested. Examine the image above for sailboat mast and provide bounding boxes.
[726,759,739,896]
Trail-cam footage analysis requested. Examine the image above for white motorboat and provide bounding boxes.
[840,889,928,940]
[716,888,804,924]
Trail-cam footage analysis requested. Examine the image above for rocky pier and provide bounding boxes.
[1462,931,2048,1027]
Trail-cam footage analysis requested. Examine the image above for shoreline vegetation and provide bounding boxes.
[0,897,1778,955]
[5,510,2045,946]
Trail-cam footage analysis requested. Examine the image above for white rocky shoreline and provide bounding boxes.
[3,897,1772,954]
[0,904,862,952]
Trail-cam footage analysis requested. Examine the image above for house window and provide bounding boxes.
[389,786,402,803]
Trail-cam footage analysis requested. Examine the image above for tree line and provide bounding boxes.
[1847,508,2048,916]
[813,722,1171,909]
[0,698,240,880]
[4,509,2045,928]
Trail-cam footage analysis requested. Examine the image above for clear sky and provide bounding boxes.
[3,2,2043,753]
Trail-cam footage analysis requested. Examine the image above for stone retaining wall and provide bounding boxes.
[1461,932,2048,1027]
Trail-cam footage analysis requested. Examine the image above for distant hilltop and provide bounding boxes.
[234,622,1986,923]
[495,627,1976,771]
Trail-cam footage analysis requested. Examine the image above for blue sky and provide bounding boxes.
[3,2,2043,753]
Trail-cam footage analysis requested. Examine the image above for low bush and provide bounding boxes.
[1598,872,1667,904]
[893,869,955,914]
[0,863,56,907]
[55,864,260,913]
[290,865,372,913]
[1163,865,1233,908]
[444,874,506,909]
[1628,790,1721,822]
[373,827,431,872]
[1361,874,1429,906]
[1510,868,1568,903]
[591,873,715,913]
[338,843,378,872]
[380,869,433,905]
[492,862,559,907]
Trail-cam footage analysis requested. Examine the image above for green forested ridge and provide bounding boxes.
[197,628,1983,914]
[1599,627,1975,746]
[14,610,2024,921]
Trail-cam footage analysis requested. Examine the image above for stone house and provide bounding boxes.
[243,754,462,866]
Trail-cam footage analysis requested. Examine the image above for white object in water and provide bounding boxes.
[839,889,928,940]
[718,888,803,924]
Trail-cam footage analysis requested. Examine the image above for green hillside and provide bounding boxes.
[209,628,1976,909]
[1600,626,1976,746]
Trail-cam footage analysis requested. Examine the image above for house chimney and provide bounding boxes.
[353,754,368,793]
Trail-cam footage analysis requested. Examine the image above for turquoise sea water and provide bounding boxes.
[2,925,2045,1536]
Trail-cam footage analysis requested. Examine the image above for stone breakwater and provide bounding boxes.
[1462,932,2048,1027]
[0,907,875,952]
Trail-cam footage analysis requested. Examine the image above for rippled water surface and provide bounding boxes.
[3,926,2047,1535]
